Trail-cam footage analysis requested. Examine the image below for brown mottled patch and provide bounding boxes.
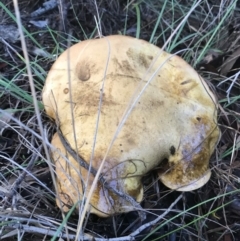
[112,57,135,74]
[149,100,164,107]
[165,75,199,99]
[122,60,135,73]
[112,57,121,69]
[127,137,135,146]
[126,48,151,69]
[181,81,198,96]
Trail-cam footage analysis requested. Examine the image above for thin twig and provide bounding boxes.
[30,0,58,18]
[2,145,43,209]
[0,194,182,240]
[1,223,78,240]
[57,0,69,33]
[12,0,57,205]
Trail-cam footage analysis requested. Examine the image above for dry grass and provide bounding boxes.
[0,0,240,240]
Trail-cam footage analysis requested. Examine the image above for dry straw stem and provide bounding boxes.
[12,0,54,190]
[12,0,70,238]
[0,110,56,197]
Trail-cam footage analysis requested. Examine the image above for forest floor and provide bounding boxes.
[0,0,240,240]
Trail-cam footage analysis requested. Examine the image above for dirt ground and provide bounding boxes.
[0,0,240,240]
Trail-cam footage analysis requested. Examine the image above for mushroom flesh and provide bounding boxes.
[42,35,220,217]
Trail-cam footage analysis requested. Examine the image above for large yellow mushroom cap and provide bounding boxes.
[42,35,220,217]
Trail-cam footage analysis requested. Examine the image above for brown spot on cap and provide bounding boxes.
[126,48,151,69]
[63,88,69,94]
[170,146,176,155]
[76,62,91,81]
[196,117,201,122]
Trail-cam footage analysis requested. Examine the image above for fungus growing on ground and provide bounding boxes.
[42,35,220,217]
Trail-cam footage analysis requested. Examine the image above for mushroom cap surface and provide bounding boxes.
[42,35,220,216]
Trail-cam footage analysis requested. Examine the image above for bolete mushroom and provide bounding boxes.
[42,35,220,217]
